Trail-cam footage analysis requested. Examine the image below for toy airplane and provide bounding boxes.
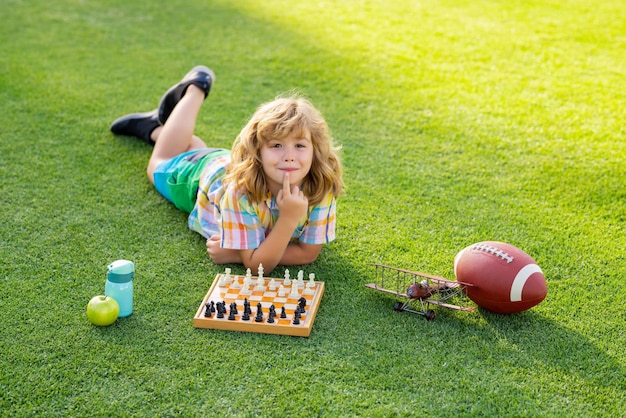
[365,263,476,320]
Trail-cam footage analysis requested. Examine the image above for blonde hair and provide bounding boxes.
[223,96,343,205]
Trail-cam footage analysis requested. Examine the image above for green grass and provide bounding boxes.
[1,0,625,416]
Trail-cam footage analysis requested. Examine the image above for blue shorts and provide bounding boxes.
[153,148,229,213]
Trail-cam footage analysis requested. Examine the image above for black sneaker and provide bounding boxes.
[110,109,160,145]
[157,66,215,124]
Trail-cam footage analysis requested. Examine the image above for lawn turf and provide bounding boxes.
[1,0,625,416]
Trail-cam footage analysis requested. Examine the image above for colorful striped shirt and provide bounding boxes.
[188,153,336,249]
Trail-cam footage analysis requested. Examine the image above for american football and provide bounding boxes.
[453,241,547,314]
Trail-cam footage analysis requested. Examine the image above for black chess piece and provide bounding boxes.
[292,310,301,325]
[230,302,238,315]
[298,297,307,314]
[280,306,287,319]
[266,305,276,323]
[216,302,225,319]
[204,302,212,318]
[254,303,264,322]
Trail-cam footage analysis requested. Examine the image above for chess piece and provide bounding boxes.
[307,273,316,288]
[240,281,251,295]
[204,302,212,317]
[244,269,252,286]
[283,269,291,286]
[278,285,287,297]
[289,282,300,298]
[231,274,241,289]
[267,305,276,323]
[297,270,305,288]
[298,297,307,314]
[255,303,264,322]
[269,278,277,291]
[254,275,266,292]
[280,306,287,319]
[216,302,225,319]
[223,267,232,284]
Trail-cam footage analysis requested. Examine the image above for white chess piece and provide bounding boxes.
[289,282,300,298]
[283,269,291,286]
[243,269,252,287]
[231,274,241,289]
[254,275,266,292]
[223,267,232,284]
[297,270,305,288]
[240,282,251,295]
[269,278,277,291]
[278,285,286,297]
[307,273,316,288]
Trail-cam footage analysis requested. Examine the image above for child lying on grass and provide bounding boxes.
[110,66,343,274]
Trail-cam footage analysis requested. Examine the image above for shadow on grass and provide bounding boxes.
[480,309,625,393]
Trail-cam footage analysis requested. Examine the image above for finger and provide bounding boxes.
[283,171,291,196]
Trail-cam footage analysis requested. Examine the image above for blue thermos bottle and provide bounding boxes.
[105,260,134,317]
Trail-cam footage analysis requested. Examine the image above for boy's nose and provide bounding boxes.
[283,148,296,161]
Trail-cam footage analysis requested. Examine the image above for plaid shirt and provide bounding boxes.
[188,153,336,249]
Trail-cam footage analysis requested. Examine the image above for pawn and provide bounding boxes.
[223,267,233,284]
[292,310,301,325]
[240,282,252,295]
[244,269,253,286]
[280,306,287,319]
[231,275,241,289]
[278,285,287,297]
[268,278,278,291]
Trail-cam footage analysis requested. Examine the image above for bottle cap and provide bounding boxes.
[107,260,134,283]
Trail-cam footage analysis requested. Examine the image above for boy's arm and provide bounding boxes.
[209,173,318,274]
[206,237,322,273]
[238,172,311,273]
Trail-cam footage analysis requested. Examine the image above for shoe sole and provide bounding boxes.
[157,66,215,124]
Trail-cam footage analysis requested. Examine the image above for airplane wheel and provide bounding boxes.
[425,310,435,321]
[393,302,404,312]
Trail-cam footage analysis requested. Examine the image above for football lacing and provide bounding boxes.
[473,243,514,263]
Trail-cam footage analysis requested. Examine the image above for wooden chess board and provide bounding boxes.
[193,271,325,337]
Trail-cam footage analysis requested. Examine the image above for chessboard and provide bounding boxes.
[193,267,325,337]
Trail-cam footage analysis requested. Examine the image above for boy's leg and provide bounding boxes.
[147,85,208,183]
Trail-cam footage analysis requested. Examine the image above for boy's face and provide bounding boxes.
[260,129,314,196]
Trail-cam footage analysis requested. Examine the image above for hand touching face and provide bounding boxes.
[260,129,314,197]
[276,171,309,225]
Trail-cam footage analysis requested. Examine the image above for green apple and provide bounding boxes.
[86,295,119,326]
